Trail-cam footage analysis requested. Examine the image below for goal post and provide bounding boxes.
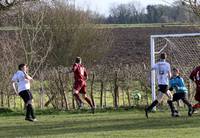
[150,36,156,104]
[150,33,200,103]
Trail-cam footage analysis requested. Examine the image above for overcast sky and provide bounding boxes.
[73,0,175,16]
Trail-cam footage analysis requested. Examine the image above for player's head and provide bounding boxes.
[172,68,179,76]
[75,57,82,64]
[18,64,28,72]
[160,53,167,60]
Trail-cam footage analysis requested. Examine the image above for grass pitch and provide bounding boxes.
[0,109,199,138]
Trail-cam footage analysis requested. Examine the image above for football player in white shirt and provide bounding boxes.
[145,53,173,118]
[12,64,37,122]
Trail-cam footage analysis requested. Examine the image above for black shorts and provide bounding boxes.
[173,93,187,101]
[158,85,168,93]
[19,90,33,104]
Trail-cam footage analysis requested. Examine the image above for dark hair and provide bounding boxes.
[172,67,179,73]
[18,64,26,70]
[75,57,81,63]
[160,53,167,59]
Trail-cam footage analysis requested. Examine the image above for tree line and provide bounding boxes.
[95,1,199,24]
[1,0,200,24]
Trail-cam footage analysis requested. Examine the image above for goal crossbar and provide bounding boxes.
[151,33,200,38]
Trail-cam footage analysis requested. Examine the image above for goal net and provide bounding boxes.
[150,33,200,102]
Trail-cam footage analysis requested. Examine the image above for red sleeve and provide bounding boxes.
[190,66,200,81]
[72,64,77,72]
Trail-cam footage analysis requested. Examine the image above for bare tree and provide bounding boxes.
[182,0,200,16]
[0,0,41,10]
[0,0,113,110]
[0,32,19,107]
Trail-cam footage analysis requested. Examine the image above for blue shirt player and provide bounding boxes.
[168,68,193,117]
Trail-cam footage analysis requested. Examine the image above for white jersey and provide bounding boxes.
[12,71,30,93]
[153,61,171,85]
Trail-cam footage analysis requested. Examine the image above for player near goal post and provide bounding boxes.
[168,68,193,117]
[189,65,200,112]
[70,57,95,113]
[145,53,173,118]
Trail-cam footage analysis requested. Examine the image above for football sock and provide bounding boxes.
[74,93,82,106]
[85,97,93,108]
[147,100,158,111]
[182,99,192,108]
[26,104,31,119]
[192,103,200,109]
[167,100,175,113]
[28,104,36,119]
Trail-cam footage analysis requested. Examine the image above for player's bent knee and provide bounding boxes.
[26,100,32,106]
[73,89,79,95]
[166,91,173,99]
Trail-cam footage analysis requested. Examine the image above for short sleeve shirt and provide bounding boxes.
[72,63,87,82]
[153,61,171,85]
[12,71,30,92]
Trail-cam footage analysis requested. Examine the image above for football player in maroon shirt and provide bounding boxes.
[71,57,94,113]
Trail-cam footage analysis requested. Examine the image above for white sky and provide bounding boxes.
[73,0,175,16]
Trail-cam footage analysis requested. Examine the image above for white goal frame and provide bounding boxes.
[150,33,200,103]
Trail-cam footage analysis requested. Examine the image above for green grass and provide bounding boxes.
[1,23,200,31]
[0,26,21,31]
[97,23,200,28]
[0,109,200,138]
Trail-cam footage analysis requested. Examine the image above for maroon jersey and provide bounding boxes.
[72,63,87,82]
[190,66,200,88]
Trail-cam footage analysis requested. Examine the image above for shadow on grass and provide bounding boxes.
[0,113,199,138]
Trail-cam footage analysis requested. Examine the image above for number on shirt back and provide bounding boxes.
[158,64,165,75]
